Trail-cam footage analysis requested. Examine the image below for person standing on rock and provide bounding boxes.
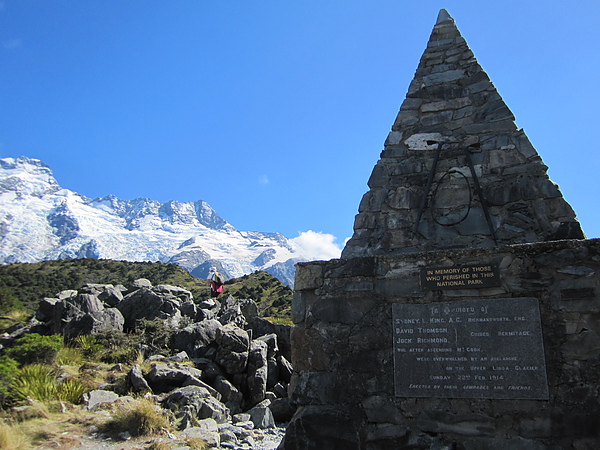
[207,266,224,300]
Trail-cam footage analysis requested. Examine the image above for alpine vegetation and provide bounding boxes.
[0,277,293,447]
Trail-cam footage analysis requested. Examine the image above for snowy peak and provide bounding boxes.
[158,199,233,231]
[193,200,232,231]
[91,195,161,230]
[89,196,232,232]
[0,156,61,197]
[0,156,301,285]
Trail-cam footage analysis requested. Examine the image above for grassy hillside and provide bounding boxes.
[0,259,292,321]
[222,270,293,319]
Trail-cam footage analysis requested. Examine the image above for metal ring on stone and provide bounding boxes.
[429,169,472,226]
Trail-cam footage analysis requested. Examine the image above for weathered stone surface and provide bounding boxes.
[362,395,405,424]
[22,277,294,446]
[239,298,259,321]
[179,300,197,319]
[248,405,275,429]
[281,406,360,450]
[290,238,600,448]
[82,284,124,306]
[49,292,125,337]
[146,363,220,399]
[270,398,296,423]
[192,357,223,382]
[366,425,410,448]
[215,348,248,375]
[170,319,222,357]
[116,288,164,328]
[309,295,379,324]
[73,293,104,313]
[57,289,77,300]
[213,375,243,413]
[163,385,230,424]
[247,317,293,362]
[35,297,59,322]
[129,364,152,394]
[278,355,293,384]
[83,389,120,411]
[152,284,193,301]
[216,323,249,353]
[62,307,124,337]
[463,437,548,449]
[131,278,153,289]
[246,340,268,406]
[181,420,220,447]
[218,296,247,327]
[294,264,324,291]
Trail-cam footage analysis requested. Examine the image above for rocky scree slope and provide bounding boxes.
[2,277,295,448]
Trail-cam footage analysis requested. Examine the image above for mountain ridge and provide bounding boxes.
[0,156,305,285]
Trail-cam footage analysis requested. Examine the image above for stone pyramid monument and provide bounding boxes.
[283,10,599,450]
[342,9,583,259]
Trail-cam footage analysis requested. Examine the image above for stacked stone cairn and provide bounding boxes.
[4,278,295,448]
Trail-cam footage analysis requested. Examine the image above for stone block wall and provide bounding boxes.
[283,239,600,449]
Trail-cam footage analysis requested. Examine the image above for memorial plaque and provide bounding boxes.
[420,264,500,290]
[393,298,549,399]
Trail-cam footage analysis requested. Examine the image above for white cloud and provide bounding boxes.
[258,174,269,185]
[290,230,343,261]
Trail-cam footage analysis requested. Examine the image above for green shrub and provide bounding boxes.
[6,334,63,366]
[74,334,104,360]
[79,331,141,364]
[136,319,173,352]
[0,287,25,316]
[0,354,19,405]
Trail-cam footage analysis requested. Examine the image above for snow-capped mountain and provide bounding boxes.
[0,156,305,286]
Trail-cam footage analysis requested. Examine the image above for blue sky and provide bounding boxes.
[1,1,599,257]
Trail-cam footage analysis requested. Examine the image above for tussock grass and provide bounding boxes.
[0,309,30,332]
[11,399,50,422]
[263,316,293,326]
[54,345,85,366]
[0,420,31,449]
[6,409,97,449]
[102,397,172,437]
[185,437,210,450]
[146,441,175,450]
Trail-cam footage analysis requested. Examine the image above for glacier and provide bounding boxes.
[0,156,308,286]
